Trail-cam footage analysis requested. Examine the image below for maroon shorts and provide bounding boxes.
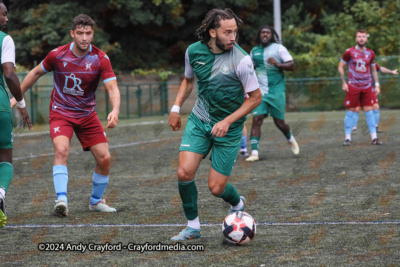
[49,111,107,151]
[344,85,375,108]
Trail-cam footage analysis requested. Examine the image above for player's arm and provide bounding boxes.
[168,76,194,131]
[338,61,348,92]
[104,79,120,128]
[371,64,380,95]
[380,67,398,75]
[267,58,295,71]
[10,64,47,108]
[3,62,32,130]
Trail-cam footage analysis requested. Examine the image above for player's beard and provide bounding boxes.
[75,42,90,53]
[260,36,271,47]
[356,41,366,48]
[215,35,234,52]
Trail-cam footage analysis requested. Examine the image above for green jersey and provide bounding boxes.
[250,43,293,95]
[185,41,259,128]
[0,31,11,113]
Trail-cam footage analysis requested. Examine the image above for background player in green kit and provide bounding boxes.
[168,8,261,241]
[0,1,32,227]
[246,25,299,162]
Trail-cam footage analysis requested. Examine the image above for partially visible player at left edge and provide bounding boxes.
[11,14,120,216]
[0,1,32,227]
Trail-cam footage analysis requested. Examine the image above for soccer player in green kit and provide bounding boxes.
[168,8,261,241]
[246,25,299,162]
[0,1,32,227]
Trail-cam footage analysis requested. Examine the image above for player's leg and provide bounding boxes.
[239,125,249,157]
[246,95,268,161]
[52,136,71,216]
[352,106,361,132]
[209,128,245,213]
[171,114,210,241]
[270,93,299,154]
[343,86,360,145]
[361,88,381,144]
[0,111,13,227]
[88,142,116,212]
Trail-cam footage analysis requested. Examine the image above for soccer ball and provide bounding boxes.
[222,211,256,245]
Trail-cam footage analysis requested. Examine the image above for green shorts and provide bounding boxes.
[0,111,13,149]
[251,92,286,120]
[179,113,243,176]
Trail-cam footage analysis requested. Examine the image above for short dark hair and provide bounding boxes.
[196,8,242,44]
[256,25,280,45]
[356,29,367,35]
[71,14,95,30]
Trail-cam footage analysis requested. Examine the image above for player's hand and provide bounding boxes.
[107,110,119,128]
[392,69,398,75]
[18,107,33,130]
[342,82,348,92]
[168,112,181,131]
[211,120,230,138]
[375,85,380,96]
[10,97,17,108]
[267,57,278,66]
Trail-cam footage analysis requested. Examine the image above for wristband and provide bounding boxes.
[171,105,180,113]
[375,83,380,86]
[17,98,26,108]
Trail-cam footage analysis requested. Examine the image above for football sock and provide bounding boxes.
[53,165,68,203]
[178,179,198,220]
[90,171,109,205]
[288,135,295,143]
[231,199,244,211]
[0,188,5,199]
[353,112,359,128]
[187,216,200,230]
[285,130,292,140]
[365,110,377,139]
[250,136,259,152]
[217,183,240,206]
[344,111,355,139]
[373,109,380,127]
[240,135,247,150]
[0,162,13,193]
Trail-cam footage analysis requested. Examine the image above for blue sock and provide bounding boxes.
[90,172,109,205]
[373,109,380,127]
[353,112,359,128]
[344,111,355,135]
[240,135,247,150]
[365,110,377,135]
[53,165,68,203]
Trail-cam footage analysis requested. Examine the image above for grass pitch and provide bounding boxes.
[2,110,400,266]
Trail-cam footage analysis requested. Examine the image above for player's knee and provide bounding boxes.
[98,153,111,171]
[54,145,69,160]
[209,184,224,196]
[177,166,195,182]
[253,116,263,127]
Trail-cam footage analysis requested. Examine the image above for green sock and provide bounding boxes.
[285,130,292,140]
[250,136,260,151]
[178,179,198,220]
[217,183,240,206]
[0,162,13,193]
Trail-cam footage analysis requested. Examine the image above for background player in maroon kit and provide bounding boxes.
[351,63,398,132]
[11,14,120,216]
[338,29,382,146]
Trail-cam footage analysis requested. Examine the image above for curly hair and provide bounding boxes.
[71,14,95,30]
[196,8,243,44]
[256,25,281,45]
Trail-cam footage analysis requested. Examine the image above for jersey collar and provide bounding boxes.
[69,42,92,56]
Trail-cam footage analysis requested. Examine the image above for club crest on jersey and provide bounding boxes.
[63,73,84,96]
[355,59,367,72]
[220,64,230,74]
[85,63,92,70]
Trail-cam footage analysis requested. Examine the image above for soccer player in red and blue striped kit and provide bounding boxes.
[11,14,121,216]
[338,29,382,146]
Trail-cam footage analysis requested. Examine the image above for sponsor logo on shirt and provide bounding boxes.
[63,73,84,96]
[181,144,190,147]
[355,59,367,72]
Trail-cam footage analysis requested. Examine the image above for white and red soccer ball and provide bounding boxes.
[222,211,256,245]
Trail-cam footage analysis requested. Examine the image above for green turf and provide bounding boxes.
[2,110,400,266]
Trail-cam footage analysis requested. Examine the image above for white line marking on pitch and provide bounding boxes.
[5,221,400,228]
